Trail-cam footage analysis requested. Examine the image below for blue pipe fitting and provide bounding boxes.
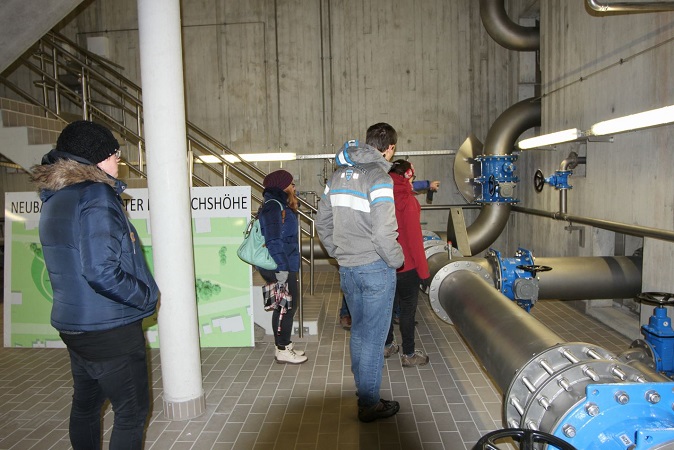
[553,382,674,449]
[488,248,539,311]
[474,154,520,203]
[545,170,573,190]
[642,307,674,376]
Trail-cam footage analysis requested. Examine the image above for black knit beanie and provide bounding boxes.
[55,120,120,164]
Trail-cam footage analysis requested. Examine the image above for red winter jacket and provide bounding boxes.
[390,173,430,280]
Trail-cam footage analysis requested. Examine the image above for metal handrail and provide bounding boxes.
[1,29,318,293]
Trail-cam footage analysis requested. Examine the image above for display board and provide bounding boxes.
[3,186,253,348]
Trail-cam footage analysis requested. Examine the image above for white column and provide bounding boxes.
[137,0,204,420]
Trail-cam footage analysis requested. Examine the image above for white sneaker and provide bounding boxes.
[275,347,308,364]
[286,341,305,356]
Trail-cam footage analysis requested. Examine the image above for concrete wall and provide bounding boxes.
[508,3,674,328]
[48,0,528,233]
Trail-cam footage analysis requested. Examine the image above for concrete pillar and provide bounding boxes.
[137,0,205,420]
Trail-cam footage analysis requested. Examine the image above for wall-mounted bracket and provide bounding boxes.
[565,224,585,247]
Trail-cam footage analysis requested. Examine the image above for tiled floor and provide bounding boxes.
[0,265,633,450]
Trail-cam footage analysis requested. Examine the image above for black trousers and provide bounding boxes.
[385,269,420,355]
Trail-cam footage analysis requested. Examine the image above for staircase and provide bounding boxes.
[0,97,62,170]
[0,31,277,206]
[0,27,323,337]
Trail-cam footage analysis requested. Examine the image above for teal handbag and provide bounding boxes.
[237,216,278,270]
[237,199,284,270]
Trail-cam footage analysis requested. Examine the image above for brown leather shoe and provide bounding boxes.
[340,315,352,330]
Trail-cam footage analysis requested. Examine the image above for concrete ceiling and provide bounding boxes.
[0,0,86,75]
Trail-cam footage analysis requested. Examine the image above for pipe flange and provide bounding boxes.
[504,342,657,431]
[425,242,462,260]
[428,259,493,324]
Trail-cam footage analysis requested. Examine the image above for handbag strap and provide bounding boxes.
[244,198,287,237]
[260,198,285,223]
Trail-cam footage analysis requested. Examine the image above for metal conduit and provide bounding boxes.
[440,269,563,392]
[464,99,541,255]
[587,0,674,12]
[535,256,643,299]
[427,253,642,302]
[479,0,540,51]
[513,206,674,242]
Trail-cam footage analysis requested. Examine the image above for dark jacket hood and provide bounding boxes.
[31,159,124,201]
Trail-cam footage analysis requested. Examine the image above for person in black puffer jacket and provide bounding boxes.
[30,120,159,450]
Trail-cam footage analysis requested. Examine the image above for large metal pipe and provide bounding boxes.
[428,252,642,302]
[440,269,563,392]
[479,0,540,51]
[465,99,541,255]
[535,256,643,300]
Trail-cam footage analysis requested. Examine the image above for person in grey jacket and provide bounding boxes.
[31,120,159,450]
[316,122,404,422]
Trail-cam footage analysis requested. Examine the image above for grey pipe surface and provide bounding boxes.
[587,0,674,12]
[465,99,541,255]
[428,253,642,302]
[513,206,674,242]
[479,0,540,51]
[440,270,564,392]
[536,256,642,300]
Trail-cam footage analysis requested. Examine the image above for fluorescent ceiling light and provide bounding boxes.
[590,105,674,136]
[517,128,583,150]
[196,152,296,164]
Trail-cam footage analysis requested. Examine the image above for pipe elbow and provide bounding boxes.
[479,0,540,51]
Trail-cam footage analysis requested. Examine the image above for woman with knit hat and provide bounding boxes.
[257,169,307,364]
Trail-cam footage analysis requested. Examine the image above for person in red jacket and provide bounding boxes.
[383,159,431,366]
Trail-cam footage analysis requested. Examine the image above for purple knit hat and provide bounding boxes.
[263,170,293,190]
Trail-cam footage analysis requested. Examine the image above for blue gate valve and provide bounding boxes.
[474,154,519,203]
[487,248,551,312]
[637,292,674,376]
[534,169,573,192]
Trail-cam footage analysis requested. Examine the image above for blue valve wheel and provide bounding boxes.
[637,292,674,306]
[534,169,545,193]
[472,428,577,450]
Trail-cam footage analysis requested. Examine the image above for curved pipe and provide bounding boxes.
[479,0,540,51]
[466,99,541,254]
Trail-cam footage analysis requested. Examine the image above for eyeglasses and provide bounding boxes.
[114,150,122,159]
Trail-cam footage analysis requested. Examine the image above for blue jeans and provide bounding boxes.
[68,347,150,450]
[340,259,396,408]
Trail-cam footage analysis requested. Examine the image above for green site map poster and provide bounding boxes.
[3,186,254,348]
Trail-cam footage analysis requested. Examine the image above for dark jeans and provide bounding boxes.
[340,295,350,317]
[386,270,421,355]
[260,269,299,347]
[67,347,150,450]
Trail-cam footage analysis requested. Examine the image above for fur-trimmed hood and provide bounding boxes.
[31,159,123,200]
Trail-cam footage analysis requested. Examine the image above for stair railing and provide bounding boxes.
[0,30,319,295]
